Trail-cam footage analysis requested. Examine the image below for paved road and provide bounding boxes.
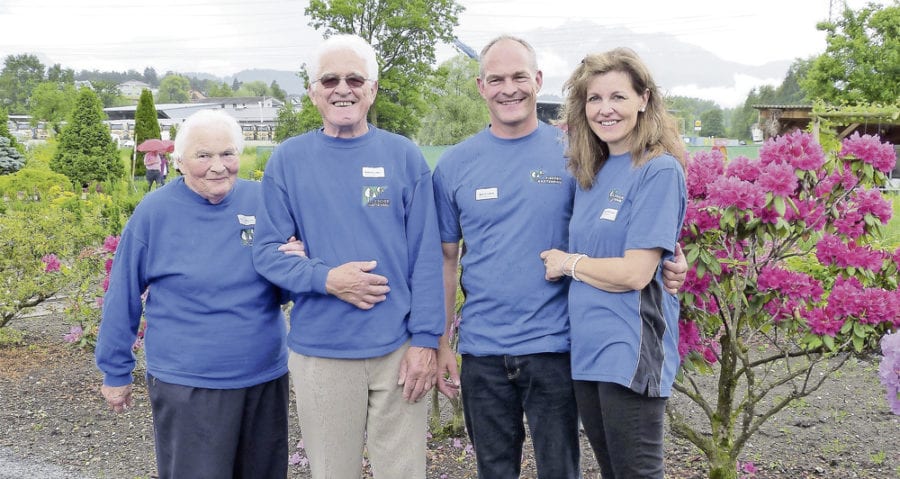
[0,447,92,479]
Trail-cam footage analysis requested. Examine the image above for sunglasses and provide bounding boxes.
[314,74,371,89]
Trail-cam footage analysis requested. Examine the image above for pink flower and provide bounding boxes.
[102,235,120,253]
[757,161,798,197]
[840,132,897,174]
[687,149,725,198]
[725,156,761,182]
[759,130,826,171]
[804,307,844,337]
[41,254,60,273]
[707,176,766,211]
[678,319,701,359]
[105,258,114,274]
[702,346,718,363]
[63,325,83,343]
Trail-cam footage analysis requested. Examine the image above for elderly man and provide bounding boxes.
[252,34,444,479]
[432,35,688,479]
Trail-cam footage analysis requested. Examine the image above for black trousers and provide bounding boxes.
[574,380,667,479]
[148,373,290,479]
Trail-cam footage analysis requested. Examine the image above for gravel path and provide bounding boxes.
[0,447,92,479]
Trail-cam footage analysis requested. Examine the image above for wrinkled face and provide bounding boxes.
[180,127,239,204]
[477,39,542,139]
[584,70,649,155]
[309,48,377,138]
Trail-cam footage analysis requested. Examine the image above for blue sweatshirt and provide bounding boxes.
[95,178,288,389]
[432,123,575,356]
[253,126,445,359]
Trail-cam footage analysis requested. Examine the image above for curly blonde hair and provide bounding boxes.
[561,48,685,189]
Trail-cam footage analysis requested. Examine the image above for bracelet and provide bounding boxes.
[570,254,586,282]
[559,253,576,277]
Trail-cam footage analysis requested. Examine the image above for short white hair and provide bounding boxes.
[308,34,379,81]
[173,109,244,160]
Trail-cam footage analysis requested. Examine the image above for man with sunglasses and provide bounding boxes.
[253,34,444,479]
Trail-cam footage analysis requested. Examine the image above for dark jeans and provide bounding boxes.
[461,352,581,479]
[146,169,164,189]
[574,380,667,479]
[148,373,289,479]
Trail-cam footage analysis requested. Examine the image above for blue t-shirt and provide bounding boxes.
[253,126,445,359]
[95,178,288,389]
[433,123,575,356]
[568,152,686,397]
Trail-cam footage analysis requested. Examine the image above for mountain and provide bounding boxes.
[182,69,306,95]
[182,21,794,107]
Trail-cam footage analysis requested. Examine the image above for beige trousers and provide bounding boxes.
[288,342,427,479]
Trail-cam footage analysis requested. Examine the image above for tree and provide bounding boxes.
[133,89,162,177]
[274,101,304,142]
[239,80,269,97]
[143,67,158,86]
[0,136,24,175]
[231,78,242,91]
[29,82,78,135]
[50,88,123,188]
[0,54,45,114]
[270,80,287,102]
[801,3,900,104]
[418,54,488,145]
[305,0,463,137]
[0,108,16,147]
[673,131,899,479]
[157,74,191,103]
[91,80,129,108]
[208,82,234,98]
[46,63,75,84]
[699,108,726,138]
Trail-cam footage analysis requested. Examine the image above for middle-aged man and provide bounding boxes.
[432,35,688,479]
[252,34,445,479]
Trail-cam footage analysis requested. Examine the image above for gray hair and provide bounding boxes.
[173,109,244,160]
[308,34,379,81]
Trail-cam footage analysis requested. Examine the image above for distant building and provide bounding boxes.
[103,96,285,142]
[117,80,153,100]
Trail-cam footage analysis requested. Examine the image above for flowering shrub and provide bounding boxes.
[670,131,899,479]
[62,235,123,350]
[880,331,900,414]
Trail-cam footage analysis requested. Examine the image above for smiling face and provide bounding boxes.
[309,47,377,139]
[477,38,543,139]
[584,70,649,155]
[180,127,240,204]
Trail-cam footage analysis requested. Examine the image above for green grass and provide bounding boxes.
[884,192,900,246]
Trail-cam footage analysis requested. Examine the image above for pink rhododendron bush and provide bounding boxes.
[671,131,899,479]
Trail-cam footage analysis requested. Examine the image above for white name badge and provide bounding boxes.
[362,166,385,178]
[237,214,256,226]
[600,208,618,221]
[475,187,499,201]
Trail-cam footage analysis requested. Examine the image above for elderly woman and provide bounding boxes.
[541,48,687,478]
[95,109,301,479]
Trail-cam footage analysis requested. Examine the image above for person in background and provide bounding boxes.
[252,34,445,479]
[143,149,164,189]
[432,35,687,479]
[541,47,688,479]
[96,109,303,479]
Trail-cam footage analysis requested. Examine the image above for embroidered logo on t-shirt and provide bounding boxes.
[363,186,390,207]
[530,169,562,185]
[475,187,498,200]
[608,189,625,204]
[237,214,255,246]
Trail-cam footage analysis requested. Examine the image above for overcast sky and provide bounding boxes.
[0,0,889,107]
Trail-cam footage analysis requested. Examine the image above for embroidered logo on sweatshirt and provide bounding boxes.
[530,169,562,185]
[238,214,255,246]
[363,186,390,207]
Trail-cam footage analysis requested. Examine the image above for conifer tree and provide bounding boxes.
[133,89,161,177]
[50,88,123,188]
